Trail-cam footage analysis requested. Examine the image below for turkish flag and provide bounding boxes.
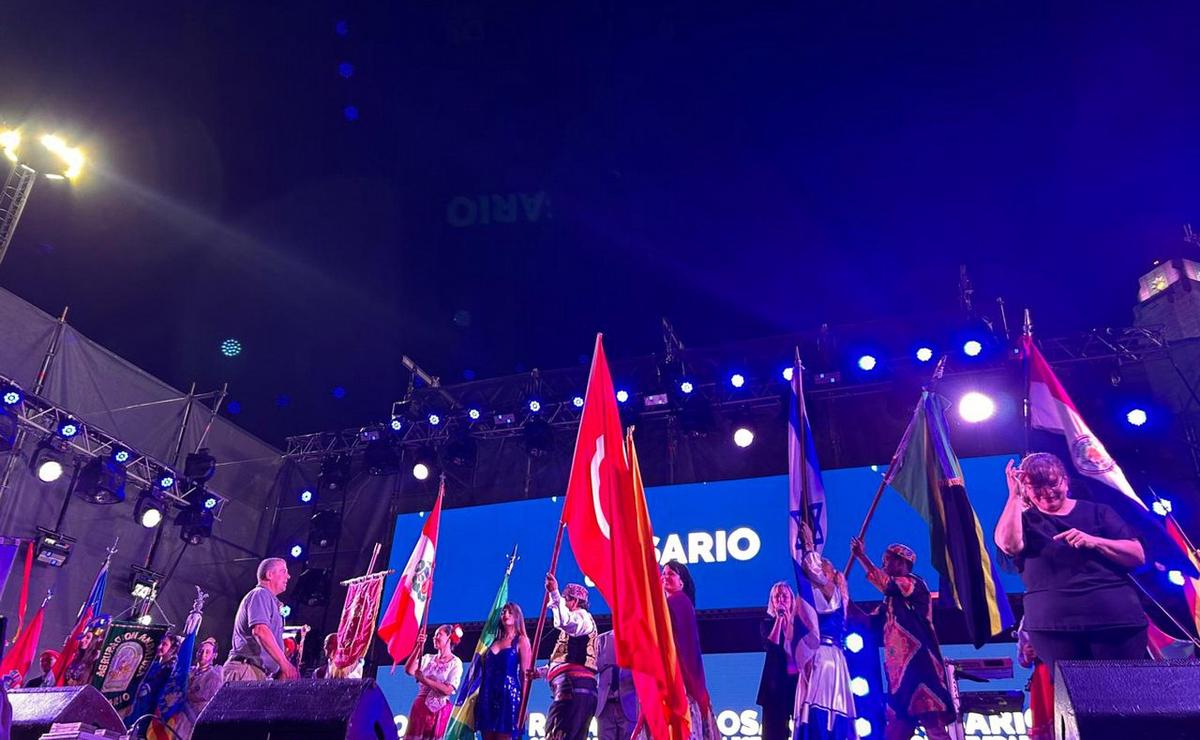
[562,334,629,598]
[378,487,444,666]
[564,335,690,740]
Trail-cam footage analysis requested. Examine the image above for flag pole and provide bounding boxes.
[517,517,566,730]
[794,349,812,531]
[1022,309,1033,457]
[843,357,947,575]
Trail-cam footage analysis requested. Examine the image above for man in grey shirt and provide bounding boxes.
[224,557,299,681]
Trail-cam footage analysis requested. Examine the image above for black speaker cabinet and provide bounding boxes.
[8,685,125,740]
[1055,659,1200,739]
[193,678,399,740]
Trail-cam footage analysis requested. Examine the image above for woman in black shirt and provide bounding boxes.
[757,582,817,740]
[993,453,1147,678]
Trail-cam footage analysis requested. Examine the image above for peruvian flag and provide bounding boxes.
[378,485,444,666]
[564,335,690,740]
[1022,335,1145,510]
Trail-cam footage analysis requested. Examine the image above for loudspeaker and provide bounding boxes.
[1055,659,1200,739]
[193,678,398,740]
[8,686,124,740]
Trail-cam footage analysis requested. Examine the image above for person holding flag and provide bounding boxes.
[378,482,445,668]
[537,573,599,740]
[476,602,532,740]
[403,624,463,740]
[994,453,1148,678]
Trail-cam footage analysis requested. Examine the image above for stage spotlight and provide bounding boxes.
[388,416,404,433]
[289,544,305,559]
[280,604,292,618]
[679,380,694,395]
[963,340,983,357]
[427,412,442,426]
[528,399,542,413]
[1,382,22,406]
[310,509,342,548]
[467,407,482,421]
[412,462,431,481]
[524,417,554,457]
[134,488,166,528]
[57,418,81,439]
[781,367,794,382]
[444,431,478,468]
[300,488,314,504]
[130,569,161,601]
[30,437,67,483]
[1169,570,1186,586]
[202,494,219,510]
[110,446,132,465]
[733,426,755,448]
[1126,408,1148,427]
[318,454,351,491]
[1152,498,1173,517]
[730,373,746,388]
[568,395,583,409]
[850,677,870,697]
[857,355,877,372]
[184,449,216,483]
[156,469,176,490]
[220,338,242,357]
[844,632,864,653]
[616,390,629,404]
[958,392,996,423]
[35,528,74,567]
[74,456,126,505]
[363,438,399,476]
[295,567,331,607]
[175,500,214,545]
[915,347,934,363]
[854,718,872,738]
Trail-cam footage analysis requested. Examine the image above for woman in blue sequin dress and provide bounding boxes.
[477,602,532,740]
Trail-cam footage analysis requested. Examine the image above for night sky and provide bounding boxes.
[1,1,1196,445]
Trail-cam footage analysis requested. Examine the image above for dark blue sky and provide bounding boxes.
[0,1,1196,443]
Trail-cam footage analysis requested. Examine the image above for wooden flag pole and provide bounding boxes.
[843,357,946,576]
[517,517,567,729]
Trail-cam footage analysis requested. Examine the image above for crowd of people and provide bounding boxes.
[15,451,1156,740]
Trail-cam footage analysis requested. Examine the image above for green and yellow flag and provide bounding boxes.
[887,391,1013,647]
[442,567,511,740]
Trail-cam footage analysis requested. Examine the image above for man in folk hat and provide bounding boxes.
[850,538,954,740]
[538,573,599,740]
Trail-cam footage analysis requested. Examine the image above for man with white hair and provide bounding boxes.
[224,557,299,681]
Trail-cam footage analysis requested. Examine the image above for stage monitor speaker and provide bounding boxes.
[193,678,398,740]
[8,685,124,740]
[1055,659,1200,739]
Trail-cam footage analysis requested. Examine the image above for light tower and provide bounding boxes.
[0,127,86,266]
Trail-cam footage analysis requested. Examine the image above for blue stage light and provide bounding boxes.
[112,448,131,464]
[226,400,241,415]
[157,472,175,490]
[203,495,219,510]
[338,61,354,79]
[300,489,314,504]
[1126,408,1148,427]
[58,419,80,438]
[781,367,794,382]
[850,677,870,697]
[572,396,585,409]
[290,544,304,559]
[1152,498,1173,517]
[915,347,934,363]
[616,390,629,404]
[1,385,22,406]
[332,386,346,399]
[343,105,359,121]
[857,355,877,371]
[220,338,242,357]
[679,380,694,395]
[468,408,482,421]
[730,373,746,388]
[963,340,983,357]
[389,417,403,432]
[1169,570,1186,586]
[855,718,872,738]
[280,604,292,618]
[528,400,542,413]
[428,413,442,426]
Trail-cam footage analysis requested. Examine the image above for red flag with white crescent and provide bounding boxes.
[562,334,629,599]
